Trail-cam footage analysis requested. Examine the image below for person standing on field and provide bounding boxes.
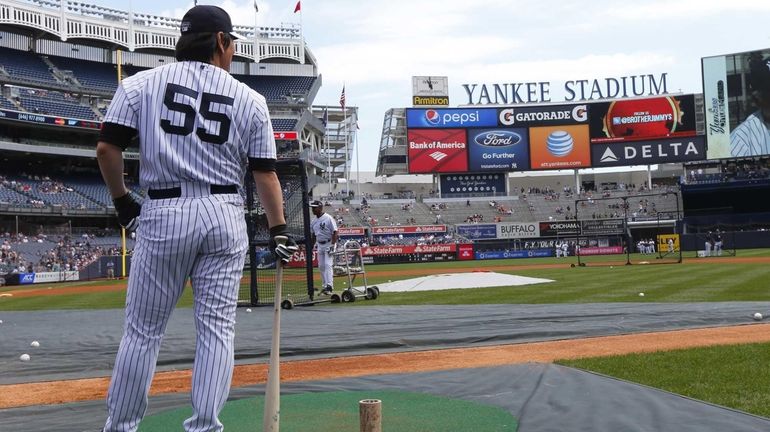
[309,200,338,295]
[96,6,297,431]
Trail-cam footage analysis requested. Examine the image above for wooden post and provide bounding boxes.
[359,399,382,432]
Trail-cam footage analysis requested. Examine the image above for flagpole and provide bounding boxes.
[343,97,349,196]
[355,111,360,199]
[298,2,305,64]
[325,107,332,194]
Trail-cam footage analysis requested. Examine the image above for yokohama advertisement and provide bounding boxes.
[407,129,468,173]
[578,246,624,255]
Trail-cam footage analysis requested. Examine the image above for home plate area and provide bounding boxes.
[368,272,553,293]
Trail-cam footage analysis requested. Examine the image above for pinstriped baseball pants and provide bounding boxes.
[104,191,247,432]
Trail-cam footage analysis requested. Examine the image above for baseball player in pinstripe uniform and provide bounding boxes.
[309,200,338,294]
[96,6,297,431]
[730,53,770,157]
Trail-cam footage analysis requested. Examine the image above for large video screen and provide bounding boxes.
[406,96,706,174]
[703,48,770,159]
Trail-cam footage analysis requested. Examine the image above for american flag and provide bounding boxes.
[339,85,346,110]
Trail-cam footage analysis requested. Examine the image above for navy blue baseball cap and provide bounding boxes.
[180,5,244,40]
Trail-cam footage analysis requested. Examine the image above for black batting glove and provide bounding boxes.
[113,192,141,231]
[269,224,299,263]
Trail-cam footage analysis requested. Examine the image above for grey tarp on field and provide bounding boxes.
[1,303,769,431]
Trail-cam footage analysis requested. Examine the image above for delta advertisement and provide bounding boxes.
[590,136,706,167]
[467,128,530,171]
[439,173,507,197]
[407,129,468,173]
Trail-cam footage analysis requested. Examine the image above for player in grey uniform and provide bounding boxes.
[309,200,338,294]
[96,6,297,431]
[730,53,770,157]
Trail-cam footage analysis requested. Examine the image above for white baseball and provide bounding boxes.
[30,341,40,348]
[638,292,645,297]
[246,308,252,313]
[753,312,763,321]
[19,353,30,362]
[0,319,3,324]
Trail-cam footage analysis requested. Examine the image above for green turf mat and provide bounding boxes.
[138,390,518,431]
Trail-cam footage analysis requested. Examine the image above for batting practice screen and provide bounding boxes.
[240,159,313,306]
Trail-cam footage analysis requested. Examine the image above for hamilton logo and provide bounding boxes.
[600,148,618,163]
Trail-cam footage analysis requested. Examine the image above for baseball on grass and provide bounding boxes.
[638,292,645,297]
[19,354,30,362]
[753,312,763,321]
[30,341,40,347]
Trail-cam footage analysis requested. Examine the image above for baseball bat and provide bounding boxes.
[263,236,287,432]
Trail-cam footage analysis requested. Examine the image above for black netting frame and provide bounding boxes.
[241,159,313,306]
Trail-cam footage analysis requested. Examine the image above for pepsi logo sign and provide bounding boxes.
[425,109,441,125]
[473,130,521,147]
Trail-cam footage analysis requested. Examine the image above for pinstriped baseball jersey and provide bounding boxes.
[311,212,338,243]
[102,60,275,432]
[730,111,770,157]
[104,61,276,192]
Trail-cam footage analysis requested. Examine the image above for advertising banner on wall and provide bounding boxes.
[456,223,498,240]
[539,221,581,237]
[497,104,588,127]
[497,222,540,239]
[474,249,554,259]
[338,227,367,236]
[467,128,530,171]
[407,129,468,173]
[371,225,447,235]
[588,95,698,143]
[702,56,731,159]
[406,108,498,128]
[0,109,100,130]
[580,219,625,235]
[439,173,507,197]
[529,124,591,170]
[578,246,624,255]
[590,136,706,167]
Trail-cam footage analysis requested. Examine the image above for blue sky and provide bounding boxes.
[98,0,770,172]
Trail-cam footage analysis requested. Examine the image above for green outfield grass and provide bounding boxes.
[558,342,770,418]
[1,249,769,311]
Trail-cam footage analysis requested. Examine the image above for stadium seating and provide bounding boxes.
[46,55,119,93]
[234,75,315,103]
[0,96,18,111]
[0,47,58,86]
[272,118,297,131]
[15,88,99,120]
[0,183,30,206]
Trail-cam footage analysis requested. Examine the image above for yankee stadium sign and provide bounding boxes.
[462,73,669,105]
